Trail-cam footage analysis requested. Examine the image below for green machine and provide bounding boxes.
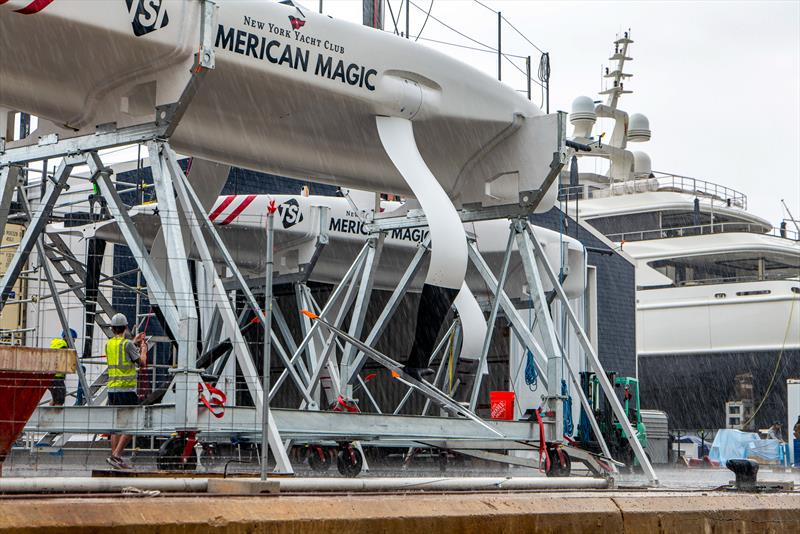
[577,372,649,470]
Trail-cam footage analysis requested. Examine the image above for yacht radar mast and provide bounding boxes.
[600,31,634,111]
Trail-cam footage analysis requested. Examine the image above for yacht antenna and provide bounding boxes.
[780,198,800,235]
[601,29,633,111]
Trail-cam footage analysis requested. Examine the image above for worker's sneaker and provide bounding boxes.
[106,455,131,470]
[116,457,133,470]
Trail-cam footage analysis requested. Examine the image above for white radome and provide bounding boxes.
[632,151,652,177]
[570,95,597,129]
[627,113,651,142]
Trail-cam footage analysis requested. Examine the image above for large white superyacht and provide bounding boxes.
[563,35,800,431]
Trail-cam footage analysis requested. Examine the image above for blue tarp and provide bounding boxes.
[747,439,782,462]
[709,429,760,464]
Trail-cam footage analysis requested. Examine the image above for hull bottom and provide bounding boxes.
[0,372,53,471]
[638,349,800,431]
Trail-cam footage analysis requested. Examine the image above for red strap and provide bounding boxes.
[535,408,550,473]
[332,395,360,413]
[198,382,227,418]
[180,431,198,462]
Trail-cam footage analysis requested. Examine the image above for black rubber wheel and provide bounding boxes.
[157,436,198,471]
[336,445,363,478]
[308,446,331,472]
[545,447,571,477]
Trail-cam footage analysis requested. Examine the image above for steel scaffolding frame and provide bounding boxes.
[0,0,658,484]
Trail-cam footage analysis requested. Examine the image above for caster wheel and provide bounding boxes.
[545,447,571,477]
[157,436,198,471]
[336,444,363,478]
[308,445,331,472]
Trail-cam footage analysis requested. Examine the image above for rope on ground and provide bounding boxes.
[121,486,161,497]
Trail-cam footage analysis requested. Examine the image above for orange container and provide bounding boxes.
[489,391,516,420]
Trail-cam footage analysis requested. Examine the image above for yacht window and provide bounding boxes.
[587,212,659,236]
[595,208,769,242]
[647,251,800,286]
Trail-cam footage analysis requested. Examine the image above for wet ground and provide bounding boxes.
[5,445,800,491]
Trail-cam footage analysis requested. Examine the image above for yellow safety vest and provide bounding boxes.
[50,338,68,379]
[106,337,137,392]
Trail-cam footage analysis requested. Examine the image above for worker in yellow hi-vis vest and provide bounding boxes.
[105,312,147,470]
[48,328,77,406]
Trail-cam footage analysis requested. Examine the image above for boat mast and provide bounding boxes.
[601,31,633,111]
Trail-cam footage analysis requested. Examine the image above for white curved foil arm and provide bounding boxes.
[453,282,488,374]
[375,116,467,289]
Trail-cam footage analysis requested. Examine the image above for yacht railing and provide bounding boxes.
[559,171,748,210]
[649,171,748,210]
[606,222,800,243]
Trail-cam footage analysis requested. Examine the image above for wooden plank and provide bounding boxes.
[0,346,77,373]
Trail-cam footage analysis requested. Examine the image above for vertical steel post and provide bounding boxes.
[497,11,502,81]
[405,0,410,38]
[0,165,19,243]
[469,227,515,411]
[526,56,532,100]
[261,201,277,480]
[148,142,198,431]
[545,53,550,114]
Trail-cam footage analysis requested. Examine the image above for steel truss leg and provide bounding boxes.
[515,219,564,441]
[148,141,199,431]
[469,228,515,411]
[302,287,344,406]
[295,255,367,408]
[293,285,318,390]
[467,240,548,387]
[0,164,19,245]
[167,147,293,472]
[339,236,383,398]
[16,186,92,405]
[526,223,657,484]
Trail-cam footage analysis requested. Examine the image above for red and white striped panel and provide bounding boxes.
[0,0,55,14]
[208,194,257,226]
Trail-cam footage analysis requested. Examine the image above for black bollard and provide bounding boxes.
[726,458,759,491]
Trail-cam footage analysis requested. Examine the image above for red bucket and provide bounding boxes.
[489,391,515,420]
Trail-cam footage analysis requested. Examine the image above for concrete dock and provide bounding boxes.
[0,490,797,533]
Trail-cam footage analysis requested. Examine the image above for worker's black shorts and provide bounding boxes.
[108,391,140,406]
[48,378,66,405]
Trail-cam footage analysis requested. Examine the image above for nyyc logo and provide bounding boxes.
[288,15,306,30]
[125,0,169,37]
[277,199,304,229]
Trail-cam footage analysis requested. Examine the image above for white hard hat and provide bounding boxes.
[110,313,128,327]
